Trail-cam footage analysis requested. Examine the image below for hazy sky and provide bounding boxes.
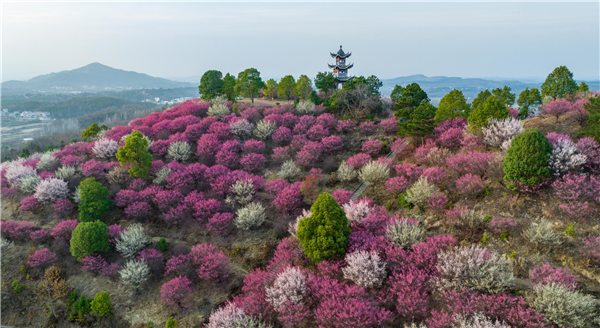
[2,1,599,82]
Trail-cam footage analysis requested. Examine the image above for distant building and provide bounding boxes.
[329,45,354,89]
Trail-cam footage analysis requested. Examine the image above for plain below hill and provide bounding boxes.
[1,62,195,95]
[380,74,599,102]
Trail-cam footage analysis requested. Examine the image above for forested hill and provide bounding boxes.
[1,62,195,94]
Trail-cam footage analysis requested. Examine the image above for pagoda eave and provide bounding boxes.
[335,76,354,82]
[328,63,354,70]
[330,52,352,59]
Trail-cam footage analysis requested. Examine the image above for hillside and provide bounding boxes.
[1,63,195,95]
[1,96,599,327]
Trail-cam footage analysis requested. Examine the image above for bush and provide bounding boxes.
[93,138,119,159]
[119,259,150,288]
[207,103,231,118]
[28,248,57,268]
[321,135,343,152]
[51,220,78,240]
[78,177,112,222]
[90,291,113,317]
[165,317,178,328]
[482,117,524,150]
[331,189,353,205]
[55,165,76,181]
[5,163,37,187]
[234,202,266,230]
[523,219,563,247]
[30,229,50,241]
[19,175,40,194]
[297,193,351,262]
[34,177,69,203]
[81,255,118,276]
[503,128,553,191]
[253,120,277,140]
[386,217,425,248]
[273,182,303,213]
[36,153,57,171]
[456,173,486,197]
[116,130,152,179]
[530,262,579,290]
[167,142,192,163]
[1,220,35,240]
[115,223,149,258]
[576,137,600,173]
[361,139,383,156]
[161,276,193,309]
[295,141,323,167]
[446,151,494,177]
[265,266,307,309]
[342,199,373,226]
[548,138,587,176]
[530,283,598,328]
[346,153,371,169]
[279,160,301,181]
[207,303,269,328]
[405,176,439,210]
[541,99,573,122]
[189,243,229,281]
[336,160,357,184]
[19,195,42,213]
[342,251,386,288]
[436,245,515,294]
[230,119,254,139]
[70,220,110,260]
[240,153,266,172]
[358,161,390,186]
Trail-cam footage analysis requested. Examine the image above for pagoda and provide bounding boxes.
[328,45,354,89]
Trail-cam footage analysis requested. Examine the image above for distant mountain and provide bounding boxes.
[2,63,195,94]
[380,74,599,103]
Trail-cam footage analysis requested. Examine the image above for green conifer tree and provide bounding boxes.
[503,128,553,190]
[78,177,112,223]
[468,95,510,131]
[116,130,152,179]
[70,220,110,260]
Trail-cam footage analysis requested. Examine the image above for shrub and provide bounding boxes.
[1,220,36,240]
[93,138,119,159]
[405,176,439,210]
[336,119,356,133]
[51,220,78,240]
[523,219,563,247]
[5,163,37,187]
[548,138,587,176]
[70,220,110,260]
[253,120,277,140]
[421,166,447,187]
[273,182,303,213]
[234,202,266,230]
[78,177,112,222]
[342,200,373,226]
[346,153,371,169]
[265,266,307,309]
[272,126,293,145]
[446,151,494,177]
[30,229,50,241]
[34,177,69,203]
[106,166,130,185]
[381,117,398,134]
[541,99,573,122]
[530,283,598,328]
[358,161,390,186]
[207,103,231,118]
[384,176,409,195]
[359,121,378,135]
[19,195,42,213]
[482,117,524,150]
[386,217,425,248]
[115,223,149,258]
[306,124,330,141]
[81,255,118,276]
[295,141,323,167]
[28,248,57,268]
[36,153,57,171]
[207,303,269,328]
[342,251,386,288]
[119,259,150,289]
[361,139,383,156]
[331,189,353,205]
[576,137,600,173]
[90,291,113,317]
[189,243,229,281]
[503,128,553,191]
[336,160,357,184]
[55,165,76,181]
[226,180,256,207]
[229,118,254,139]
[240,153,266,172]
[297,193,351,262]
[530,263,579,290]
[19,175,40,194]
[451,313,512,328]
[436,245,515,294]
[296,100,315,114]
[300,174,321,203]
[167,142,192,163]
[272,146,291,163]
[279,160,301,181]
[160,276,193,310]
[2,237,15,253]
[456,173,486,197]
[208,212,234,236]
[321,135,343,152]
[265,179,288,195]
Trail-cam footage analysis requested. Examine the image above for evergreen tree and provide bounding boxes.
[116,130,152,179]
[435,89,470,123]
[81,123,101,142]
[314,72,336,96]
[277,75,296,101]
[491,85,516,107]
[390,83,429,109]
[396,102,437,137]
[78,177,112,223]
[582,96,600,142]
[578,82,589,93]
[468,95,510,131]
[90,291,112,317]
[296,193,351,262]
[344,75,382,96]
[541,66,578,99]
[198,70,223,100]
[70,220,110,260]
[470,89,492,112]
[221,73,238,101]
[503,128,553,191]
[517,87,542,118]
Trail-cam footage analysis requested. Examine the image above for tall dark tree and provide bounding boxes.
[235,68,266,105]
[314,72,336,96]
[198,70,223,100]
[390,83,429,109]
[491,85,516,107]
[277,75,296,101]
[345,75,382,96]
[517,87,542,118]
[435,89,470,124]
[221,73,237,101]
[396,101,437,137]
[470,89,492,112]
[541,65,578,99]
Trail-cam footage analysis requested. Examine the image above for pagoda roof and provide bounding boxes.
[328,63,354,70]
[330,45,352,59]
[335,76,355,82]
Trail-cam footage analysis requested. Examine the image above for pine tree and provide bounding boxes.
[78,177,112,223]
[70,220,110,260]
[81,123,101,141]
[503,128,553,190]
[468,95,510,131]
[116,130,152,179]
[435,89,470,123]
[296,193,351,262]
[396,102,437,137]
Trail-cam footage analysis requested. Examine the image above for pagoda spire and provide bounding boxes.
[329,45,354,89]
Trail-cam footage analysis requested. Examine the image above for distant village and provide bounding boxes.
[1,109,52,121]
[141,96,195,105]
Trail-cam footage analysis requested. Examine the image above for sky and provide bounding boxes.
[2,1,599,83]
